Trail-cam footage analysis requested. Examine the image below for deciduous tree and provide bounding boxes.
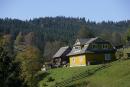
[16,46,43,87]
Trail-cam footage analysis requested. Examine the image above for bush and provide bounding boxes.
[42,83,48,86]
[116,50,124,59]
[47,76,55,82]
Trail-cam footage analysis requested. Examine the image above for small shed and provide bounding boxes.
[53,46,71,67]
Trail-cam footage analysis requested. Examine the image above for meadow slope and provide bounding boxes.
[39,59,130,87]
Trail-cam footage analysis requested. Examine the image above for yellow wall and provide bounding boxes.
[69,53,116,67]
[69,55,86,67]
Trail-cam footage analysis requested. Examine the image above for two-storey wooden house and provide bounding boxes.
[67,37,116,67]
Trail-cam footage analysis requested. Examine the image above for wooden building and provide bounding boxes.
[67,37,116,67]
[53,46,71,67]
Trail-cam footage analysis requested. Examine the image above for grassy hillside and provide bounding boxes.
[39,65,99,87]
[68,59,130,87]
[39,59,130,87]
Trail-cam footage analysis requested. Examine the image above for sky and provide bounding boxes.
[0,0,130,22]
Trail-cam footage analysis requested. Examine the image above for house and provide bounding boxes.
[67,37,116,67]
[53,46,71,67]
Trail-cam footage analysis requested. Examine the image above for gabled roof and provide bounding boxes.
[67,37,115,56]
[74,37,98,46]
[85,37,98,44]
[67,44,93,56]
[68,37,98,56]
[53,46,71,58]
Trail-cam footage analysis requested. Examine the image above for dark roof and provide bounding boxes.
[53,46,71,58]
[68,37,98,56]
[67,37,115,56]
[74,37,98,46]
[67,44,93,56]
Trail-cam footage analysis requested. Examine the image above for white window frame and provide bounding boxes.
[105,54,111,60]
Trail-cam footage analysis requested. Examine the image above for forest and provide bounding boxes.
[0,16,130,87]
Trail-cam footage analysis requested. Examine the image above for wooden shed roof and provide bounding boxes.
[53,46,71,58]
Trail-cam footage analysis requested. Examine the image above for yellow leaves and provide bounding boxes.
[16,45,41,61]
[16,45,42,86]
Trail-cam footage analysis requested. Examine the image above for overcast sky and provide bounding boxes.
[0,0,130,22]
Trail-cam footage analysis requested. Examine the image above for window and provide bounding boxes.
[98,44,101,48]
[74,46,78,49]
[72,57,75,64]
[74,46,81,53]
[95,44,98,48]
[92,44,96,48]
[106,44,108,48]
[102,44,105,48]
[79,56,83,64]
[105,54,111,60]
[75,46,81,49]
[103,44,109,49]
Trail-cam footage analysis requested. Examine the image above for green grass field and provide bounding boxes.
[39,59,130,87]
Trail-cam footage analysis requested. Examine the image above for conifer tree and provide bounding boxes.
[77,25,94,38]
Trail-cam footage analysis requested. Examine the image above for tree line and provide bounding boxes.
[0,16,130,87]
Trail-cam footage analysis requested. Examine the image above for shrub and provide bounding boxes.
[42,83,48,86]
[47,76,55,82]
[116,50,124,59]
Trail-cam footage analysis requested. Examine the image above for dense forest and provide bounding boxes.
[0,16,130,87]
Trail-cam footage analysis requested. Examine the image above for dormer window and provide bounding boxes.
[74,46,81,50]
[75,46,79,49]
[74,46,81,53]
